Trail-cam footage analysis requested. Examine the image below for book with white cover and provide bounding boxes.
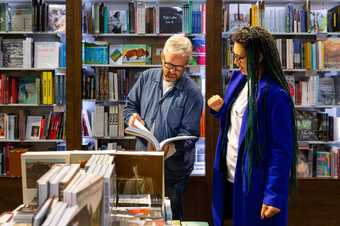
[41,201,66,226]
[55,205,79,226]
[63,170,86,204]
[49,165,71,198]
[34,42,60,68]
[71,174,103,212]
[32,197,54,226]
[37,164,63,207]
[125,120,197,158]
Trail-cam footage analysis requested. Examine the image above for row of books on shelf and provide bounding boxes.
[296,110,339,142]
[82,104,125,139]
[83,1,206,35]
[0,112,65,141]
[0,39,66,68]
[83,38,205,66]
[0,72,65,105]
[297,146,339,178]
[0,2,65,32]
[82,105,206,140]
[286,75,340,106]
[223,2,340,33]
[223,38,340,70]
[83,68,133,101]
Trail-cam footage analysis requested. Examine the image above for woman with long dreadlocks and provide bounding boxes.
[208,26,297,226]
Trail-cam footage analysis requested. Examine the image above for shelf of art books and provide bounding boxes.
[86,0,206,4]
[0,0,67,180]
[0,68,66,71]
[0,104,64,107]
[0,31,65,36]
[298,177,339,180]
[80,6,206,116]
[223,0,340,181]
[80,0,207,177]
[222,32,340,38]
[88,33,205,37]
[0,139,64,143]
[84,64,205,68]
[296,105,340,109]
[225,68,308,73]
[298,141,340,145]
[223,0,340,4]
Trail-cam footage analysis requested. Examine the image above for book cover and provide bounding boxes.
[159,6,183,33]
[34,42,60,68]
[8,3,32,31]
[18,77,38,104]
[228,4,251,32]
[48,4,66,32]
[26,115,42,140]
[318,76,335,105]
[324,38,340,68]
[84,42,108,64]
[151,43,163,65]
[297,150,310,178]
[0,113,6,139]
[310,9,327,32]
[2,38,24,68]
[108,9,127,33]
[296,110,318,141]
[109,44,123,65]
[0,3,9,31]
[122,44,150,65]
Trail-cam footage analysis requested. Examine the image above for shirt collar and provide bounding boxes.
[154,68,186,91]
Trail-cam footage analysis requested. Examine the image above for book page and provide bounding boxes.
[125,126,160,150]
[133,119,149,133]
[160,136,197,159]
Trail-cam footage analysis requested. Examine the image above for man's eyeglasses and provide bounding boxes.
[163,61,186,72]
[233,53,246,62]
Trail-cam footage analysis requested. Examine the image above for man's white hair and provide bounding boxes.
[163,34,192,61]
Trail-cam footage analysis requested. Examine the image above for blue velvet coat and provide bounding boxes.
[211,70,294,226]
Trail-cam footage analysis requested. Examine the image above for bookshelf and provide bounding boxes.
[80,0,207,172]
[217,0,340,225]
[0,0,67,178]
[222,0,340,179]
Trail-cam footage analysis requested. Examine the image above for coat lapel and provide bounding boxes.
[223,71,247,112]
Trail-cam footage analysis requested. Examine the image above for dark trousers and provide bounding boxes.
[224,180,233,219]
[165,177,189,220]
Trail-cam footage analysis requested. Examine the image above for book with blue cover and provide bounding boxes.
[18,77,39,104]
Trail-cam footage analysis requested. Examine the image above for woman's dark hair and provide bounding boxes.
[232,26,297,191]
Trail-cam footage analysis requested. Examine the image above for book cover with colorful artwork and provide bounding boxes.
[18,77,38,104]
[122,44,150,65]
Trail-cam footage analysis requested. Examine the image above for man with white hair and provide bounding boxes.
[124,34,203,220]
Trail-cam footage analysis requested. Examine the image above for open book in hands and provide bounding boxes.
[125,119,197,159]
